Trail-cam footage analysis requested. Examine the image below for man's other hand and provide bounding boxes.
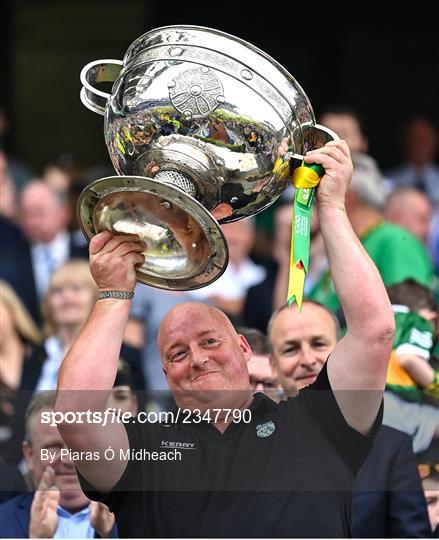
[90,501,115,538]
[29,466,60,538]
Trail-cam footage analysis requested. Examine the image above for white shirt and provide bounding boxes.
[31,231,70,298]
[35,336,64,392]
[190,258,266,301]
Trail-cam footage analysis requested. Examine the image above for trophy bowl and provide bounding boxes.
[78,25,334,290]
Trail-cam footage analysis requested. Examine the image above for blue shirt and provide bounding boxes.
[54,505,95,539]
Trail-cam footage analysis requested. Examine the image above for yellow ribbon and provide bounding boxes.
[292,166,321,188]
[287,165,322,310]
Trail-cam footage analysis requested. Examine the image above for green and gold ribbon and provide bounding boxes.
[288,162,324,310]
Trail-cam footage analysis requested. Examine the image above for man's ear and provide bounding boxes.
[238,334,252,362]
[23,441,34,474]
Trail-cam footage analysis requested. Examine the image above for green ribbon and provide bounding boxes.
[288,162,325,309]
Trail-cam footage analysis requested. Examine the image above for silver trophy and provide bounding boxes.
[79,25,335,290]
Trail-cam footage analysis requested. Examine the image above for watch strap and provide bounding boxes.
[97,290,134,300]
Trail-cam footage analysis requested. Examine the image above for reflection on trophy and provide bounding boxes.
[79,25,335,291]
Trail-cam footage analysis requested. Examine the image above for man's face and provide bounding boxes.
[386,191,432,243]
[23,408,82,493]
[269,303,337,396]
[247,353,281,402]
[158,303,252,408]
[20,183,69,244]
[399,194,432,243]
[319,113,368,153]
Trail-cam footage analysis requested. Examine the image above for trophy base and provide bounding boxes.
[77,176,228,291]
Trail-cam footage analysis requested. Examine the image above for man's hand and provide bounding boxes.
[89,231,145,293]
[29,466,60,538]
[90,501,115,538]
[304,140,353,211]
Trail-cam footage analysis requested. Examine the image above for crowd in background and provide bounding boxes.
[1,103,439,537]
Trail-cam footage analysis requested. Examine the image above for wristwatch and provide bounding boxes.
[97,290,134,300]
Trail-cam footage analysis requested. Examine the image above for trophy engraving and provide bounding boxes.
[168,67,224,118]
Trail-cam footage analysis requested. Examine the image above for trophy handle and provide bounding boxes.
[289,123,340,161]
[80,59,123,116]
[310,123,340,146]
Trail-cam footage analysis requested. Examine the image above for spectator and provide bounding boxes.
[245,152,399,328]
[0,281,43,391]
[236,326,282,401]
[383,279,439,453]
[42,165,72,198]
[19,181,89,299]
[417,440,439,537]
[20,258,142,395]
[0,392,116,538]
[307,152,434,316]
[386,116,439,208]
[1,265,140,466]
[24,260,97,393]
[318,104,369,154]
[385,187,433,244]
[269,300,432,538]
[2,181,89,325]
[268,300,338,397]
[0,281,43,465]
[190,220,265,324]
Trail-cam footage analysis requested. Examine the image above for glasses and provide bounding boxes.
[418,463,439,479]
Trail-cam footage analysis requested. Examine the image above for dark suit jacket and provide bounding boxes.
[353,426,431,538]
[0,465,26,505]
[0,492,117,538]
[0,493,40,538]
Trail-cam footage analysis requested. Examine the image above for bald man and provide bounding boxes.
[269,301,339,397]
[55,141,395,537]
[269,301,431,538]
[385,187,433,243]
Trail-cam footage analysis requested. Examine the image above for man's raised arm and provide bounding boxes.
[305,141,395,434]
[55,231,145,491]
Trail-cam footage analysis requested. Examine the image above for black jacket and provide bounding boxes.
[353,425,431,538]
